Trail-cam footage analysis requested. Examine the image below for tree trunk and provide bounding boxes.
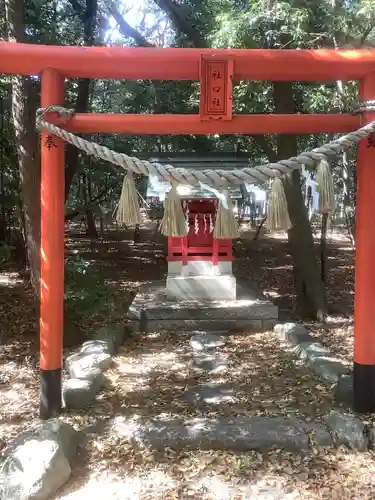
[274,81,327,320]
[5,0,41,293]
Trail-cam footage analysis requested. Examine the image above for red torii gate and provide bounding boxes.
[1,43,374,418]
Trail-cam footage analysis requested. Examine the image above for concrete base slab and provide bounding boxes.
[128,279,278,333]
[167,274,236,301]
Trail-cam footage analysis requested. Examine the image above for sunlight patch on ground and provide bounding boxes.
[0,361,38,445]
[265,290,283,298]
[116,349,188,376]
[55,470,176,500]
[0,272,23,287]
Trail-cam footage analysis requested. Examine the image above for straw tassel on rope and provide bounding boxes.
[267,177,292,231]
[316,159,335,214]
[159,183,188,237]
[213,189,240,239]
[116,172,142,226]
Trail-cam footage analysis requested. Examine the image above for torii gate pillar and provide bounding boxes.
[39,69,65,419]
[354,73,375,413]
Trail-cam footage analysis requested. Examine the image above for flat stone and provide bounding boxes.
[333,374,353,405]
[192,353,229,374]
[66,351,112,379]
[184,383,237,405]
[310,357,350,384]
[325,410,368,451]
[190,332,227,351]
[0,421,79,500]
[63,376,103,410]
[274,323,312,345]
[112,415,316,452]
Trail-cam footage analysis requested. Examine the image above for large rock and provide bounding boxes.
[63,375,104,410]
[0,420,79,500]
[310,357,350,384]
[274,323,311,345]
[80,339,111,356]
[294,342,330,361]
[66,351,112,379]
[274,323,349,384]
[333,374,353,405]
[92,324,127,355]
[112,415,329,452]
[325,410,368,451]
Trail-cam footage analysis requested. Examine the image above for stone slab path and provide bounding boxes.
[37,326,372,500]
[106,330,367,454]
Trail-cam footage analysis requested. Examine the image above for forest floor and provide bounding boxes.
[1,221,374,499]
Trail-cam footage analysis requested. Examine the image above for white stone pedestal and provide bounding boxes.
[166,260,236,301]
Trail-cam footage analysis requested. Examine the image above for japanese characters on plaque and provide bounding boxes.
[200,57,233,121]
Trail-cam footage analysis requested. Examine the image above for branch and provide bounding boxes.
[153,0,206,48]
[359,23,375,46]
[104,0,155,47]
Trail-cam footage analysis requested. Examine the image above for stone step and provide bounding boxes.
[110,411,368,452]
[128,279,278,333]
[130,302,277,321]
[129,318,275,334]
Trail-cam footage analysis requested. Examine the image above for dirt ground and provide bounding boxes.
[2,222,373,499]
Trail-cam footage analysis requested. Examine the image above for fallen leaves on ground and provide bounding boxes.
[2,223,373,499]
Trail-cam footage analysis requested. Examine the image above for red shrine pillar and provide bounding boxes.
[353,73,375,413]
[39,69,65,419]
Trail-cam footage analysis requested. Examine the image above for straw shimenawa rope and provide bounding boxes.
[36,105,375,188]
[213,188,240,239]
[316,159,336,214]
[159,183,188,237]
[116,172,142,226]
[267,178,292,232]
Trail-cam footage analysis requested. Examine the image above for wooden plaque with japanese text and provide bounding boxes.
[199,56,233,121]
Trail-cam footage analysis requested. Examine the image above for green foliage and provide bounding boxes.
[64,257,114,326]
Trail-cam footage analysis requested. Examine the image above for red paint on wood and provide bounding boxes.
[52,113,360,135]
[40,70,65,371]
[167,198,233,264]
[354,74,375,365]
[3,43,375,81]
